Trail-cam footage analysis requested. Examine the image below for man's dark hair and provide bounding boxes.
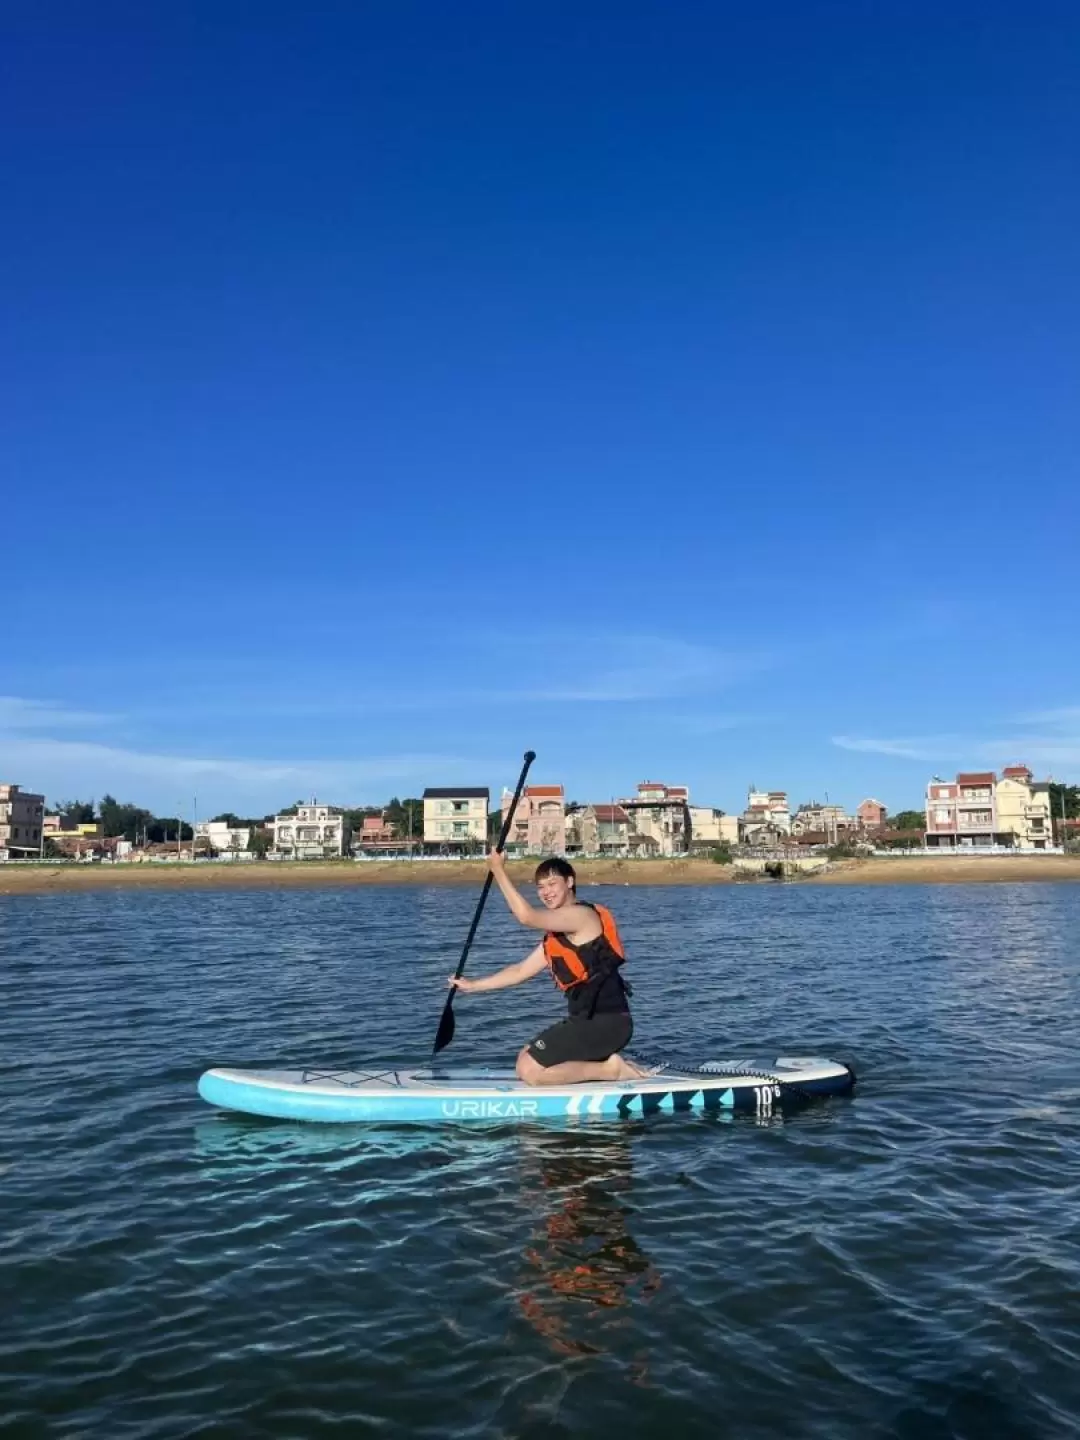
[534,856,576,889]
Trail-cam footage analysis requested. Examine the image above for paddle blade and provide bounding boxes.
[433,994,456,1054]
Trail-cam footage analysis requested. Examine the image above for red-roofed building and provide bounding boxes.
[570,803,634,856]
[352,814,399,852]
[926,773,995,847]
[501,783,566,855]
[857,798,888,830]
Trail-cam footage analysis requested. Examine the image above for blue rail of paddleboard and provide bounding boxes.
[196,1067,853,1123]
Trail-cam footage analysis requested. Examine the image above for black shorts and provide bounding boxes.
[527,1011,633,1068]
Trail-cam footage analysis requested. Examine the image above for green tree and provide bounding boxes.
[98,794,155,841]
[385,797,424,842]
[889,810,925,831]
[710,841,733,865]
[147,817,193,844]
[54,798,96,823]
[249,829,273,858]
[1048,783,1080,820]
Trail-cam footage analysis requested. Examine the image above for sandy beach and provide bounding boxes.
[2,853,1079,895]
[810,854,1080,884]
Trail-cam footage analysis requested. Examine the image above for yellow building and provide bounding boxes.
[994,765,1054,851]
[423,787,489,851]
[687,806,740,846]
[44,817,104,839]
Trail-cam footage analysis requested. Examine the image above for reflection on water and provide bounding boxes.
[512,1127,661,1366]
[194,1115,666,1369]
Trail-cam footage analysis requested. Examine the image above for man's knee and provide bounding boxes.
[516,1046,545,1085]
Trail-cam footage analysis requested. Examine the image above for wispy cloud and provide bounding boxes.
[0,696,119,730]
[110,631,769,721]
[831,735,948,761]
[1012,706,1080,730]
[1,726,477,812]
[834,713,1080,775]
[508,633,770,704]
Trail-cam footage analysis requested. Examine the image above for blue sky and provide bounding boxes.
[4,1,1078,818]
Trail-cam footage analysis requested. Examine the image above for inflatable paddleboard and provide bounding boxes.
[197,1056,855,1124]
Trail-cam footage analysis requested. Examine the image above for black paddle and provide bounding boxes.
[432,748,536,1055]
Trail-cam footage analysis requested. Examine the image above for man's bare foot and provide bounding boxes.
[603,1054,652,1081]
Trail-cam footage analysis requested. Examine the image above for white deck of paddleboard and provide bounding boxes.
[204,1056,845,1098]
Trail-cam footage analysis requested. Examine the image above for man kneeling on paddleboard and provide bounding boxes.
[448,852,649,1086]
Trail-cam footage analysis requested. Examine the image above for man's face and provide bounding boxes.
[536,873,571,908]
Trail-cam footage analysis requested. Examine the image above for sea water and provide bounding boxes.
[2,882,1078,1437]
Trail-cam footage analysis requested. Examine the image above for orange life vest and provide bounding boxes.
[542,902,626,992]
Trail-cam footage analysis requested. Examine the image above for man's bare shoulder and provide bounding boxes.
[549,900,603,934]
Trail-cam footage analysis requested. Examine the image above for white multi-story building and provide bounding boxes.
[423,787,489,851]
[194,821,251,857]
[740,788,791,843]
[272,802,348,860]
[0,783,45,860]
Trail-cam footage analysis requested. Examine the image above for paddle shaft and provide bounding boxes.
[433,749,536,1053]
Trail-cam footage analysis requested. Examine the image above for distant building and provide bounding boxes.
[925,772,996,849]
[44,816,104,838]
[423,787,489,852]
[994,765,1053,850]
[740,787,791,843]
[857,799,888,830]
[272,801,349,860]
[617,781,691,857]
[925,767,1053,850]
[352,815,402,853]
[194,821,251,856]
[0,783,45,860]
[49,833,125,862]
[501,784,566,854]
[791,803,852,840]
[686,806,739,847]
[571,803,634,856]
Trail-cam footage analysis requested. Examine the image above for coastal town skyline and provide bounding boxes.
[5,764,1075,863]
[0,753,1060,832]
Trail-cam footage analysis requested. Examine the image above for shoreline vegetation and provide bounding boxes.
[3,854,1080,895]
